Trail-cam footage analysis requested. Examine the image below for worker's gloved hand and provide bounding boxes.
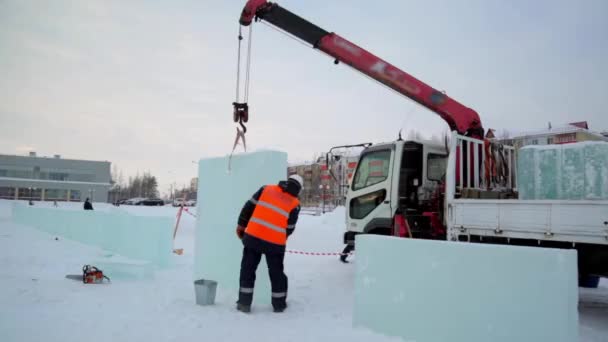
[236,225,246,239]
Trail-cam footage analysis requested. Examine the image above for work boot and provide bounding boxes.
[273,304,287,313]
[340,254,349,263]
[236,303,251,313]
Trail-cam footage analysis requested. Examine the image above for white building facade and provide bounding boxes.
[0,152,111,202]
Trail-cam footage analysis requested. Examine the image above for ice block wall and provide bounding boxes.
[518,141,608,200]
[194,151,287,305]
[585,143,608,199]
[12,203,173,266]
[353,235,579,342]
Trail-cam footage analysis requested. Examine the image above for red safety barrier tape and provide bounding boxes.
[179,207,351,256]
[182,207,197,218]
[286,250,353,256]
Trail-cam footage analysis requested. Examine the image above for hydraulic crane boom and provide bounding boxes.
[239,0,484,138]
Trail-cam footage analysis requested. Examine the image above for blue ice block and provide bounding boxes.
[537,147,561,199]
[11,203,173,266]
[584,142,608,200]
[353,235,578,342]
[517,142,608,200]
[517,148,537,200]
[561,144,586,200]
[194,150,288,305]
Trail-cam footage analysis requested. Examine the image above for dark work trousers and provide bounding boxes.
[340,244,354,261]
[238,246,288,310]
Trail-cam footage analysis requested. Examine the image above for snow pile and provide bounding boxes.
[321,206,346,227]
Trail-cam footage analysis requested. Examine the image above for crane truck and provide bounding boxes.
[237,1,608,281]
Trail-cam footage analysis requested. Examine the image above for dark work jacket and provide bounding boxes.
[238,181,301,254]
[84,201,93,210]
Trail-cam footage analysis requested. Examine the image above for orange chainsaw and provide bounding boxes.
[65,265,111,284]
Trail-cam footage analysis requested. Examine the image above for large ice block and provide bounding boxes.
[11,203,173,266]
[537,147,561,199]
[517,141,608,200]
[194,150,287,305]
[584,142,608,199]
[353,235,578,342]
[561,144,586,200]
[516,148,537,200]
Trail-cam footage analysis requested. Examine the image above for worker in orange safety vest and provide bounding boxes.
[235,174,303,313]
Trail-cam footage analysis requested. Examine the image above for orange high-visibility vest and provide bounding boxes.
[245,185,300,246]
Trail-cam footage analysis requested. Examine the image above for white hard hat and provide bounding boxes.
[288,174,304,188]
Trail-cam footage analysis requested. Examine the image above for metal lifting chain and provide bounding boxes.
[235,26,243,104]
[232,25,253,134]
[244,24,253,103]
[229,24,254,172]
[232,25,253,126]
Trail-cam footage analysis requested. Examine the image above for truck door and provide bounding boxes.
[346,146,395,235]
[398,142,424,211]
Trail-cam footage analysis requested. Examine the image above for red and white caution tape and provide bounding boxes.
[178,207,351,257]
[286,250,353,256]
[182,207,197,218]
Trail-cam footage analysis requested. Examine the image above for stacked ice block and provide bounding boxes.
[194,150,288,305]
[12,203,173,267]
[517,141,608,200]
[353,235,579,342]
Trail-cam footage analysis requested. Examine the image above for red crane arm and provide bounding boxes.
[239,0,484,138]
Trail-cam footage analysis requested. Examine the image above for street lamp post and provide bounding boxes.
[325,184,331,212]
[319,184,328,214]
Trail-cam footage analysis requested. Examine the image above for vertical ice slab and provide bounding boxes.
[561,143,585,200]
[353,235,578,342]
[584,142,608,199]
[537,147,561,199]
[517,147,536,200]
[517,141,608,200]
[194,151,287,305]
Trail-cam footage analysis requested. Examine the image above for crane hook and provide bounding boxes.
[232,102,248,133]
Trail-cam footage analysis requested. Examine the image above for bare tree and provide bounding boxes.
[111,164,120,185]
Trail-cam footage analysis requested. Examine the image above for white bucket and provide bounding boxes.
[194,279,217,306]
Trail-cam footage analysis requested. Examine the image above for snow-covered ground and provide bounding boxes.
[0,199,606,341]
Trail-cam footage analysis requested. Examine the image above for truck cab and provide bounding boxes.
[344,139,447,244]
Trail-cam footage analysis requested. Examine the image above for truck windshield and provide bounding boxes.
[352,150,391,191]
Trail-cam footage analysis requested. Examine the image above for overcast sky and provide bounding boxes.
[1,0,607,195]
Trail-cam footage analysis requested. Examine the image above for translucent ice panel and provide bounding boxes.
[194,151,288,305]
[561,144,586,200]
[12,203,173,266]
[516,147,536,200]
[517,141,608,200]
[353,235,578,342]
[584,142,608,200]
[537,147,561,199]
